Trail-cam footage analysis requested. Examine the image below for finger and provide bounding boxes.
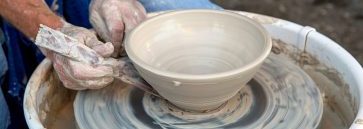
[121,8,139,31]
[60,26,88,45]
[121,2,146,32]
[84,36,114,57]
[63,27,114,58]
[90,42,114,58]
[56,64,113,90]
[90,10,112,41]
[88,29,98,35]
[108,21,124,43]
[68,60,114,80]
[77,77,114,89]
[56,67,88,90]
[68,44,102,64]
[101,3,125,57]
[56,64,112,90]
[134,1,147,23]
[53,55,115,89]
[100,1,125,42]
[108,23,124,57]
[52,54,87,90]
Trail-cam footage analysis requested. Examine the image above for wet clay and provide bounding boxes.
[272,39,358,129]
[38,71,77,129]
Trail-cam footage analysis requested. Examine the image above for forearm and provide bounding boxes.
[0,0,63,39]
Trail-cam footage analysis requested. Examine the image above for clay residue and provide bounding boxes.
[38,71,77,129]
[272,39,358,129]
[271,39,302,63]
[236,12,280,24]
[305,66,357,129]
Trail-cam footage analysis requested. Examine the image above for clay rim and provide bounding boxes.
[125,9,272,80]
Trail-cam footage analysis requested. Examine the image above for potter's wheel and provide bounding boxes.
[74,54,323,129]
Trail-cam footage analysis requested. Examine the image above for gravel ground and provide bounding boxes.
[212,0,363,65]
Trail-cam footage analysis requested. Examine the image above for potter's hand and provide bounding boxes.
[90,0,146,57]
[36,24,156,93]
[40,22,117,90]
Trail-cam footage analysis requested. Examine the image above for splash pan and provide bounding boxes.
[74,54,323,129]
[24,11,362,129]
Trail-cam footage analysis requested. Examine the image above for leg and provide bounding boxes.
[138,0,222,12]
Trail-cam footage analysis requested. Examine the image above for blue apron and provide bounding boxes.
[0,0,221,128]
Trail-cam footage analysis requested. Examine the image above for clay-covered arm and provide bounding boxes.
[0,0,63,39]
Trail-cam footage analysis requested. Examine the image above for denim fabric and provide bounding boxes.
[0,86,10,129]
[0,28,7,78]
[0,29,10,129]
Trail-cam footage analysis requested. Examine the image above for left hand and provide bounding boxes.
[89,0,147,57]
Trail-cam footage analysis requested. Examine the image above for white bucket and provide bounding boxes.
[24,11,363,129]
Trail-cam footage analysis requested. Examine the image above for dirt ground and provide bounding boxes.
[212,0,363,65]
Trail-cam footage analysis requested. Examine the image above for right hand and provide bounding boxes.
[37,22,154,92]
[42,22,118,90]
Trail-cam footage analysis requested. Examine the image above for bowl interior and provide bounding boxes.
[127,10,269,76]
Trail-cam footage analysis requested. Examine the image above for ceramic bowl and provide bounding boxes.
[125,10,272,111]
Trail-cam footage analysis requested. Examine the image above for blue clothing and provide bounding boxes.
[0,0,221,128]
[139,0,221,12]
[0,83,9,129]
[0,29,10,129]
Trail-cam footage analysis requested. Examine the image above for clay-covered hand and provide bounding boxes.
[40,22,118,90]
[89,0,146,57]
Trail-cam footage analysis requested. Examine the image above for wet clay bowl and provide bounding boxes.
[125,10,272,111]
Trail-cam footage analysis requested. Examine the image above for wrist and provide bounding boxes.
[35,9,64,35]
[0,0,65,40]
[38,13,63,30]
